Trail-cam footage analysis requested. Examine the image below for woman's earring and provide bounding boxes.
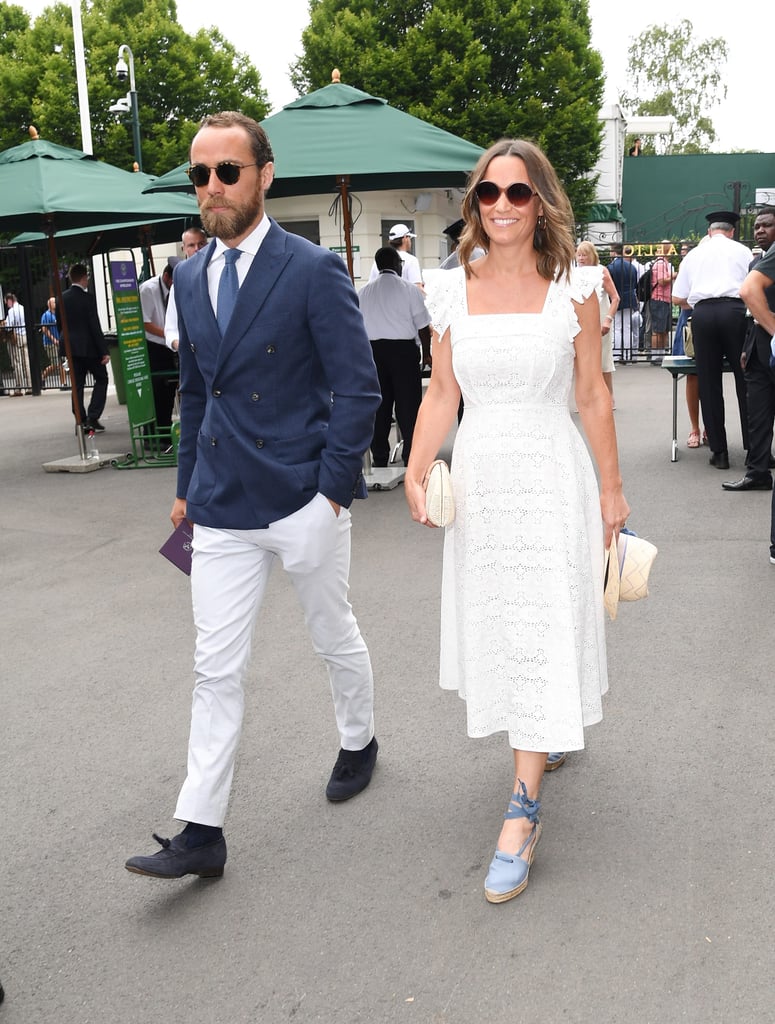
[534,214,547,249]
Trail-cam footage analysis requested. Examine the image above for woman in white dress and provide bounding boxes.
[576,241,620,408]
[405,140,630,904]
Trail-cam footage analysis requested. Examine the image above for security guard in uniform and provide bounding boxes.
[673,212,751,471]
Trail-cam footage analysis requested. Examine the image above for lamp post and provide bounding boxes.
[114,44,142,172]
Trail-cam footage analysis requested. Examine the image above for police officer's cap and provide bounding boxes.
[705,210,740,225]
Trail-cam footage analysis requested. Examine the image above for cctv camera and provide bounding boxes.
[115,57,129,81]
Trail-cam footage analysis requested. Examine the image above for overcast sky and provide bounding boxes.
[20,0,767,153]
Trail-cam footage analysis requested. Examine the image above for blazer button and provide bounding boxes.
[255,439,264,448]
[250,392,261,401]
[190,343,196,352]
[210,437,217,446]
[265,345,276,355]
[213,388,222,397]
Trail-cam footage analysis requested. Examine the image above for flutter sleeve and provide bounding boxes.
[565,265,604,339]
[568,264,603,303]
[422,267,466,340]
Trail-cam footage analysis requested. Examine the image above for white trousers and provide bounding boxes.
[612,308,640,359]
[174,493,374,827]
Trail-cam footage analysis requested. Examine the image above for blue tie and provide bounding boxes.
[216,248,242,334]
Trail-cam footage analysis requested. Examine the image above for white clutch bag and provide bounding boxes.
[424,459,455,527]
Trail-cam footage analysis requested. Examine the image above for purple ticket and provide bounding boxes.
[158,520,194,575]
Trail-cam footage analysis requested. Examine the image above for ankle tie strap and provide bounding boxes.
[503,780,540,823]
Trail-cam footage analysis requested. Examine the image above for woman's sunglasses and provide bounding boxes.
[474,181,537,207]
[187,162,259,187]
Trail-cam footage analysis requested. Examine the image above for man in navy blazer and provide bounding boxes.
[126,111,382,880]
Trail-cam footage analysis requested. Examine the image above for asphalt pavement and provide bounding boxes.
[1,366,773,1024]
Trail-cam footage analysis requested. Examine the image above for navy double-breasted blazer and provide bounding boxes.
[173,219,381,529]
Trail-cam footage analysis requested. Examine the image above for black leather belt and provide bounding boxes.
[694,297,744,305]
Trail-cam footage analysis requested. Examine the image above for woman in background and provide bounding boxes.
[576,241,619,409]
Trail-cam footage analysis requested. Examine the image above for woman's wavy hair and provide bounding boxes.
[458,138,576,282]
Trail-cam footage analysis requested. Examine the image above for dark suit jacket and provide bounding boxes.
[173,219,381,530]
[608,257,638,309]
[59,285,108,359]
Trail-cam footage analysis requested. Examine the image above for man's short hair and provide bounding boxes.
[609,243,623,256]
[69,264,88,283]
[375,247,402,273]
[196,111,274,167]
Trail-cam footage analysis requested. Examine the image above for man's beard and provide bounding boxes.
[199,186,263,242]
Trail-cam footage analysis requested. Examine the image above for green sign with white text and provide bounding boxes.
[109,257,155,426]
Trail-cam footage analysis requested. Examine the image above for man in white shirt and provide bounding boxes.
[139,264,177,430]
[3,293,28,395]
[359,246,431,466]
[165,227,208,352]
[368,223,423,287]
[673,211,751,470]
[181,225,208,259]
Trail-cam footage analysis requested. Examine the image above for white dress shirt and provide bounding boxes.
[358,270,430,342]
[206,215,271,315]
[673,233,751,307]
[165,217,272,348]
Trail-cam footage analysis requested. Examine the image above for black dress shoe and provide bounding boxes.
[125,832,227,878]
[721,475,773,491]
[709,451,730,470]
[86,418,106,432]
[326,736,378,802]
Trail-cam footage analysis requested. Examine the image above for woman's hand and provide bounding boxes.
[600,488,630,548]
[405,472,435,527]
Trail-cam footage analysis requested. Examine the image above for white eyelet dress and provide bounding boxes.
[424,264,608,752]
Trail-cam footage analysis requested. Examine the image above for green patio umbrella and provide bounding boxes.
[144,79,484,276]
[0,136,198,231]
[11,216,196,263]
[0,131,199,454]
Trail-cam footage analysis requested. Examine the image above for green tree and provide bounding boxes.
[290,0,604,214]
[619,20,728,155]
[0,0,269,173]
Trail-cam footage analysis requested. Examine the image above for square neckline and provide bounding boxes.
[463,273,555,318]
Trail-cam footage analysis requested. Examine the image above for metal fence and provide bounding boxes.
[0,244,105,398]
[610,301,676,365]
[0,323,74,395]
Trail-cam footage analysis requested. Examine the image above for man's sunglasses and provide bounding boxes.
[186,162,259,187]
[474,181,537,207]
